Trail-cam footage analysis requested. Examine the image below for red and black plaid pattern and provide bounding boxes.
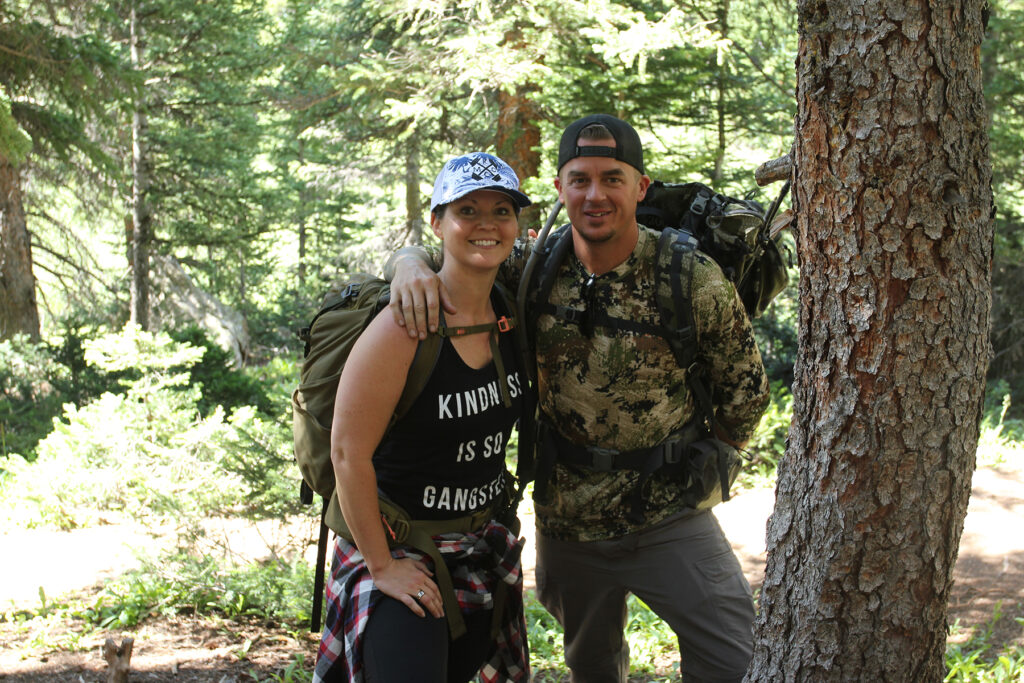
[313,519,530,682]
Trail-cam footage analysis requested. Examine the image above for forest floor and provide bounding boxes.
[2,458,1022,682]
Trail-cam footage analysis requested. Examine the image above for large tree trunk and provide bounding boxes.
[747,2,992,681]
[711,0,730,184]
[0,159,40,341]
[495,83,541,235]
[129,2,151,330]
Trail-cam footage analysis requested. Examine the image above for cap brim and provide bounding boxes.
[481,186,532,208]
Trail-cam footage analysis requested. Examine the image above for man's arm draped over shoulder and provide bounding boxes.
[383,239,531,338]
[382,246,447,339]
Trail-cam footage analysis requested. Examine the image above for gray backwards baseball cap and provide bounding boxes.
[557,114,645,175]
[430,152,531,212]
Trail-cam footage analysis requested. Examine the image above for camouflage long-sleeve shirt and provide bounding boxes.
[500,226,769,542]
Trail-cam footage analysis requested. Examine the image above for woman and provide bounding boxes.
[314,152,531,683]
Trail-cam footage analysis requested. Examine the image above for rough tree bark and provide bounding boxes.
[747,2,992,681]
[130,2,152,331]
[0,158,41,341]
[495,82,541,235]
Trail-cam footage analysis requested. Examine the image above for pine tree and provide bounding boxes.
[0,2,126,340]
[748,1,993,679]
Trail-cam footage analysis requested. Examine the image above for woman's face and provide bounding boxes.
[431,190,518,272]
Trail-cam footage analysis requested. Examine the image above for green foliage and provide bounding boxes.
[524,588,566,668]
[0,323,290,467]
[985,0,1024,418]
[0,329,123,463]
[128,0,275,241]
[623,596,679,670]
[528,589,1024,682]
[527,589,679,679]
[945,603,1024,682]
[738,379,1018,486]
[4,551,313,637]
[0,335,70,462]
[743,383,792,481]
[0,85,31,164]
[167,326,280,418]
[753,233,799,387]
[0,2,129,171]
[259,653,310,683]
[77,552,315,628]
[977,381,1024,467]
[0,325,302,529]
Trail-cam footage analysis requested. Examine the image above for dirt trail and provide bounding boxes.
[521,458,1024,652]
[2,460,1022,681]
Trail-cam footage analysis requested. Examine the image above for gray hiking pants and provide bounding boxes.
[535,509,754,683]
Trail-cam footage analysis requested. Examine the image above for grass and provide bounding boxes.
[3,532,1022,680]
[946,603,1024,682]
[258,653,309,682]
[526,591,1024,682]
[525,590,681,681]
[1,556,317,680]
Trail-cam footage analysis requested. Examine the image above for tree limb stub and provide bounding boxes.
[756,150,794,186]
[103,637,134,683]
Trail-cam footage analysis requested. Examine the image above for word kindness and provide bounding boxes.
[437,372,522,420]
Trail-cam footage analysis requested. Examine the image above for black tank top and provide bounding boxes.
[373,324,522,520]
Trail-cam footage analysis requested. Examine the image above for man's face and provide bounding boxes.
[555,138,650,248]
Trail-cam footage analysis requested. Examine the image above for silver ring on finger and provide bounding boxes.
[415,589,425,600]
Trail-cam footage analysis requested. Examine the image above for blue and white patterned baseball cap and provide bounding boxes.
[430,152,531,212]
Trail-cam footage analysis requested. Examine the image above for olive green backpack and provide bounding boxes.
[292,273,443,631]
[292,274,440,532]
[292,274,521,634]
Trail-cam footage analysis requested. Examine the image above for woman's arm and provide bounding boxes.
[330,309,444,618]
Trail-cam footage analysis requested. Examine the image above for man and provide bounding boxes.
[386,114,769,683]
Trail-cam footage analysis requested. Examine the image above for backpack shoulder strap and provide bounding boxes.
[514,224,572,493]
[394,279,519,422]
[654,226,699,369]
[393,328,442,423]
[654,227,722,434]
[527,224,575,344]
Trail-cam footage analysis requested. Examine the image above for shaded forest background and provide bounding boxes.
[3,0,1023,398]
[2,0,1024,679]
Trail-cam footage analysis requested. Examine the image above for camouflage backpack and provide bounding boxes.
[637,180,790,322]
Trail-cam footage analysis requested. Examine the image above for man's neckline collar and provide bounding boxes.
[573,227,651,282]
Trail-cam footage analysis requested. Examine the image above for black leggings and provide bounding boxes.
[324,597,495,683]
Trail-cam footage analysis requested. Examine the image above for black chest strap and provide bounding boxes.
[534,301,664,338]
